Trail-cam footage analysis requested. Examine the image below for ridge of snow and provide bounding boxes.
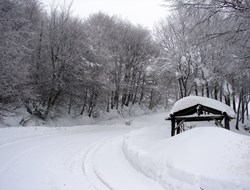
[123,126,250,190]
[171,96,236,118]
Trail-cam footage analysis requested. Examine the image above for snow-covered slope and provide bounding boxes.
[123,126,250,190]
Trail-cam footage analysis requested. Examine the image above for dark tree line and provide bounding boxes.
[0,0,249,128]
[0,0,167,122]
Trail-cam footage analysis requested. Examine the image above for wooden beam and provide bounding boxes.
[200,105,222,115]
[173,104,224,117]
[174,115,224,122]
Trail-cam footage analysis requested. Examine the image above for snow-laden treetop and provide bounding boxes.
[171,96,236,118]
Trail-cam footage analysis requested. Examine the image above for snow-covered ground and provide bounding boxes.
[124,126,250,190]
[0,112,249,190]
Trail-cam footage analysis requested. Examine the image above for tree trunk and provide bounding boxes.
[68,94,72,114]
[246,98,249,120]
[219,86,223,102]
[194,83,198,96]
[88,92,97,117]
[236,92,242,130]
[111,91,114,109]
[106,94,110,113]
[132,71,141,104]
[206,83,209,98]
[36,21,43,73]
[214,85,218,100]
[43,89,62,119]
[241,89,245,124]
[80,90,88,115]
[232,93,236,112]
[149,88,154,110]
[114,89,119,110]
[225,94,231,106]
[165,93,169,109]
[178,78,184,98]
[232,79,236,112]
[201,84,204,97]
[139,74,145,105]
[125,94,131,106]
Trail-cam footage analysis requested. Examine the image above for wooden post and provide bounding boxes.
[171,115,175,137]
[224,118,230,130]
[176,120,181,134]
[223,112,230,130]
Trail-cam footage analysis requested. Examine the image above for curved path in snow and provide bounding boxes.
[0,113,168,190]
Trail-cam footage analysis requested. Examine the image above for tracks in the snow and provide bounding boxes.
[0,127,164,190]
[83,139,114,190]
[82,135,165,190]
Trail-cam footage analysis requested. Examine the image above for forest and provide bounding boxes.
[0,0,249,127]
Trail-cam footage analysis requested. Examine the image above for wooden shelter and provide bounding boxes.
[166,96,235,136]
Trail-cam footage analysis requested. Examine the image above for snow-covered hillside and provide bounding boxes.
[0,112,249,190]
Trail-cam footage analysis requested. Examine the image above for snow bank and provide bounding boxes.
[123,126,250,190]
[171,96,236,118]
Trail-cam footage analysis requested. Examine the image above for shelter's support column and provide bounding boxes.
[176,120,181,134]
[223,112,230,130]
[171,119,175,136]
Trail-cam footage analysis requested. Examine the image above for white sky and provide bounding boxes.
[40,0,168,29]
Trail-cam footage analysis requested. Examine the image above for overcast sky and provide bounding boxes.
[40,0,168,29]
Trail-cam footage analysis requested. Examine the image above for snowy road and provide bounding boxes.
[1,112,249,190]
[0,113,167,190]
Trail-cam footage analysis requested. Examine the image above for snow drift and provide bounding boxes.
[123,126,250,190]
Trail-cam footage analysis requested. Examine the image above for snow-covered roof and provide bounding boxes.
[171,96,236,118]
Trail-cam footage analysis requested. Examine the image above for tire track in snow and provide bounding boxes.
[83,138,114,190]
[0,133,53,147]
[43,132,123,190]
[0,145,38,175]
[0,133,87,190]
[0,134,68,177]
[83,135,165,190]
[1,125,165,190]
[0,133,73,176]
